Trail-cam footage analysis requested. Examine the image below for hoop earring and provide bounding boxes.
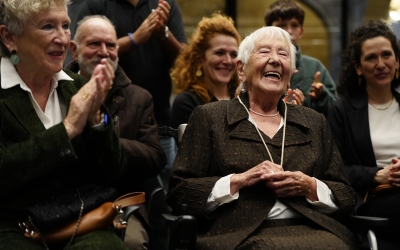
[195,65,202,77]
[10,50,19,65]
[396,68,399,80]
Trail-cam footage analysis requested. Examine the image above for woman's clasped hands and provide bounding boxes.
[375,158,400,187]
[230,160,318,201]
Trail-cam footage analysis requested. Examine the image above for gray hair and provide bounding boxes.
[0,0,70,57]
[74,15,115,42]
[237,26,296,72]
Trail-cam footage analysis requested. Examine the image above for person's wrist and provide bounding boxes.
[159,26,169,41]
[63,120,78,140]
[128,33,138,47]
[230,173,243,194]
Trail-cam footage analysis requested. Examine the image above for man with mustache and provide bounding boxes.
[66,15,167,250]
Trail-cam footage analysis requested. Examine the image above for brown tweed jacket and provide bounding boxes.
[166,93,357,250]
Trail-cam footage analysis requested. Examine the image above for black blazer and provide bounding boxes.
[328,90,400,206]
[0,67,126,216]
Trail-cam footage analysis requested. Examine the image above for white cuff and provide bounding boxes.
[306,178,339,213]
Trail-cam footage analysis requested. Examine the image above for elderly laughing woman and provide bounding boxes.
[0,0,127,249]
[166,26,357,250]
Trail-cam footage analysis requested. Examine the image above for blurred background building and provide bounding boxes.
[67,0,400,85]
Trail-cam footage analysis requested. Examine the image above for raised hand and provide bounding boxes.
[283,88,304,105]
[309,71,324,100]
[63,59,114,140]
[131,11,158,45]
[153,0,171,38]
[87,58,115,125]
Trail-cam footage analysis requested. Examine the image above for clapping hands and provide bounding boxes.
[63,59,114,139]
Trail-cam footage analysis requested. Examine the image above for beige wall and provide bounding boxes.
[177,0,330,68]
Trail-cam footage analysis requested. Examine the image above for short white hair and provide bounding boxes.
[237,26,296,72]
[0,0,70,57]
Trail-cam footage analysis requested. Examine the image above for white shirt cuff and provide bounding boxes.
[206,174,238,212]
[306,178,339,213]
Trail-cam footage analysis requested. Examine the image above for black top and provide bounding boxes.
[170,86,236,128]
[75,0,187,126]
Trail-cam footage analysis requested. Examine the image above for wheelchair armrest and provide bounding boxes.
[117,205,141,241]
[123,205,141,223]
[347,215,390,234]
[162,213,197,250]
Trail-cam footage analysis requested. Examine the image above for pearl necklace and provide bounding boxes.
[249,108,280,117]
[369,97,394,111]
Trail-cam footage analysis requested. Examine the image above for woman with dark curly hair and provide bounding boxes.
[170,13,241,128]
[328,19,400,249]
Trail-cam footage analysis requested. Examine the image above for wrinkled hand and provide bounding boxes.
[230,160,283,194]
[309,71,324,100]
[283,88,304,105]
[388,158,400,187]
[153,0,171,38]
[132,11,158,45]
[63,59,114,139]
[261,171,318,201]
[87,58,115,125]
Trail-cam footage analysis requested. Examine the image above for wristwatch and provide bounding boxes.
[160,26,169,41]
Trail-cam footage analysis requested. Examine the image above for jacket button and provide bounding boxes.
[59,151,65,157]
[65,149,71,155]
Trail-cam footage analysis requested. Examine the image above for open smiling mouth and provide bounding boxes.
[49,52,63,56]
[264,71,281,80]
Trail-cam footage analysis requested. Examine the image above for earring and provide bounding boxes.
[284,91,288,97]
[10,50,19,65]
[195,65,202,77]
[358,75,362,86]
[396,68,399,80]
[241,82,246,93]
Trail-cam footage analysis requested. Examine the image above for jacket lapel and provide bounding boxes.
[57,76,82,113]
[1,86,45,134]
[347,94,376,164]
[227,94,265,143]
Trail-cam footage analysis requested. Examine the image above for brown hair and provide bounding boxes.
[170,13,241,103]
[264,0,305,26]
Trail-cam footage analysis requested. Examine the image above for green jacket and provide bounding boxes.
[291,46,338,117]
[0,67,126,216]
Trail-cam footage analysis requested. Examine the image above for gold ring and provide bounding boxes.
[82,93,89,99]
[104,86,112,93]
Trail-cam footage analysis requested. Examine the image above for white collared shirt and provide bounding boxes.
[1,58,73,129]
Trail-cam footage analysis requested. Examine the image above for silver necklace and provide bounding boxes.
[249,108,280,117]
[238,96,287,166]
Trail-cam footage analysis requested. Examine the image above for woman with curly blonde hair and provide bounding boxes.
[170,13,241,128]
